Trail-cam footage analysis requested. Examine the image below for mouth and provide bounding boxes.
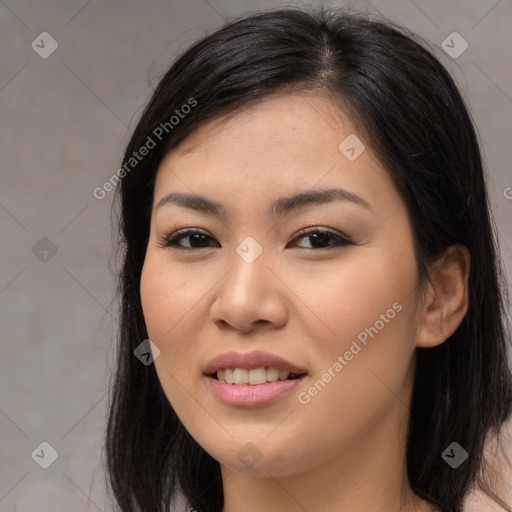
[207,367,308,385]
[203,350,309,406]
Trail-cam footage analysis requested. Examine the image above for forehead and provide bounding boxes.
[172,92,354,162]
[153,92,398,214]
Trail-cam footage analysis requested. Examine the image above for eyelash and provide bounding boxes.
[156,225,354,251]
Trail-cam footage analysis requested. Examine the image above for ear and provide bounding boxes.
[415,244,470,348]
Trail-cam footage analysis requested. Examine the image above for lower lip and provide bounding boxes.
[204,374,307,407]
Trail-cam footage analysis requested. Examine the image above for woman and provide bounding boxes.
[105,6,512,512]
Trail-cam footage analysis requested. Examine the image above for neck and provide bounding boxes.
[221,451,428,512]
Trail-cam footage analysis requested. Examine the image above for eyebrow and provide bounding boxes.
[155,188,374,217]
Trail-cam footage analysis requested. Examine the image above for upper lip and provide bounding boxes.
[203,350,308,375]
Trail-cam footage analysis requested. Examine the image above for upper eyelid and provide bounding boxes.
[164,225,343,238]
[158,226,350,247]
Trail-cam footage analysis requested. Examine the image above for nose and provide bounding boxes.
[209,247,288,335]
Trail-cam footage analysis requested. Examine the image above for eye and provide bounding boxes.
[288,227,353,250]
[157,225,353,251]
[157,227,218,250]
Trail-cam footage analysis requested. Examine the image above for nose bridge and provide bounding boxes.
[211,234,287,332]
[235,235,266,266]
[225,234,269,299]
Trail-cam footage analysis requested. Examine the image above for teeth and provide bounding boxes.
[224,368,234,384]
[279,369,289,380]
[248,367,266,385]
[233,368,248,385]
[215,367,298,385]
[266,367,279,382]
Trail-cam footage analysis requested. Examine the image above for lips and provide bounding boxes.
[203,350,308,376]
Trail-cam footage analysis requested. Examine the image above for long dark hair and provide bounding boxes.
[105,6,512,512]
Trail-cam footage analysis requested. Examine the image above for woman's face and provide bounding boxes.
[140,92,424,477]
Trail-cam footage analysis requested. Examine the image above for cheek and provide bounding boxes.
[306,244,417,348]
[140,256,206,413]
[140,258,168,338]
[140,256,193,360]
[298,244,420,407]
[140,250,199,331]
[140,252,224,382]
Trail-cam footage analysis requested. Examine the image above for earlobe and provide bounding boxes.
[415,244,470,348]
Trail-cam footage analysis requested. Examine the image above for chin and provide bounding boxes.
[198,436,314,478]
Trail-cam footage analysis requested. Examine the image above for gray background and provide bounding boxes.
[1,0,511,510]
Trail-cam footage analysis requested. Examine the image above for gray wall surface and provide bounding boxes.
[1,1,511,510]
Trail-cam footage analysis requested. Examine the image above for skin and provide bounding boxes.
[140,91,470,512]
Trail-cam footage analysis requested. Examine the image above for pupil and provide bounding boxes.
[190,234,206,247]
[310,233,329,248]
